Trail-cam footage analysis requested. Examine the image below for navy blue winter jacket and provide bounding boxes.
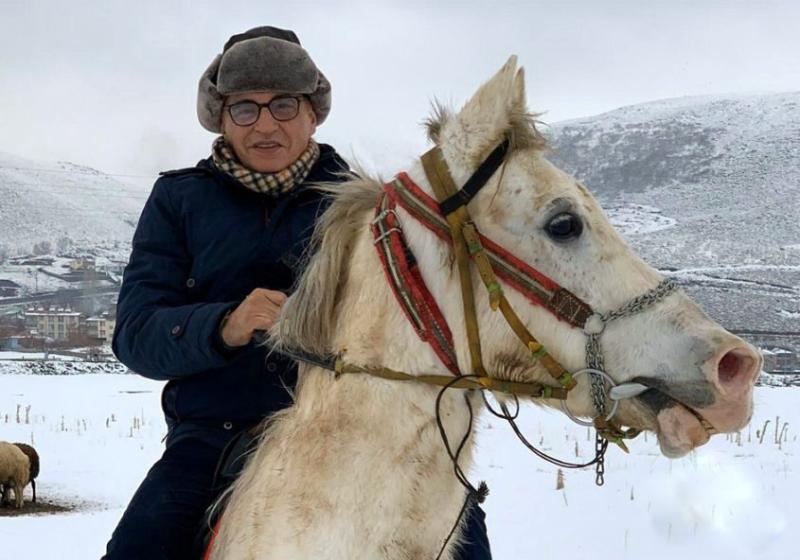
[112,143,350,445]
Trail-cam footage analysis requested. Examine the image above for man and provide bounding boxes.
[104,26,491,559]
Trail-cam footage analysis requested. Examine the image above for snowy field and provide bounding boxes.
[0,372,796,560]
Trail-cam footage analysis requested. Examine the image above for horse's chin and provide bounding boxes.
[653,402,711,458]
[622,379,717,458]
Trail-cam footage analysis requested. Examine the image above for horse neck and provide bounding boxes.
[314,195,482,493]
[236,263,481,557]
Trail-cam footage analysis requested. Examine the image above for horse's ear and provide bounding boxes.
[512,67,527,114]
[441,56,521,169]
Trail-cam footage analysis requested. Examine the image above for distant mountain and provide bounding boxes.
[546,92,800,332]
[0,152,149,253]
[1,95,798,333]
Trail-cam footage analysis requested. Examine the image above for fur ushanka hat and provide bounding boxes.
[197,26,331,133]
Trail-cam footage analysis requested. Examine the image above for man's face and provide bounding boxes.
[221,91,318,173]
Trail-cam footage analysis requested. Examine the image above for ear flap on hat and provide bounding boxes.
[308,71,331,126]
[197,54,225,133]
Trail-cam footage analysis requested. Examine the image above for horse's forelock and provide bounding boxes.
[423,100,452,145]
[424,98,548,153]
[507,109,549,151]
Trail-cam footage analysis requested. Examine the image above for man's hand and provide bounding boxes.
[221,288,288,348]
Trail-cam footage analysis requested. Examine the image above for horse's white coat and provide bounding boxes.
[209,57,760,559]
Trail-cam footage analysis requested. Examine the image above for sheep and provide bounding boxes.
[13,443,39,503]
[0,441,30,509]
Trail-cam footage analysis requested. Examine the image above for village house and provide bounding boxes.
[24,306,82,341]
[85,312,116,343]
[762,347,799,374]
[69,257,95,272]
[0,279,23,298]
[0,335,25,351]
[14,256,55,266]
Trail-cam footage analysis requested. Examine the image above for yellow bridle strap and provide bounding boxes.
[450,177,577,391]
[462,222,503,310]
[496,296,577,390]
[334,359,568,400]
[421,147,487,377]
[592,416,642,452]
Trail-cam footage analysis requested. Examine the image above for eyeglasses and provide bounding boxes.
[224,96,303,126]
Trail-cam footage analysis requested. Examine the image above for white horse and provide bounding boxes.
[208,57,761,559]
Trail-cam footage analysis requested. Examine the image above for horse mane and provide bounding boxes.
[271,173,383,357]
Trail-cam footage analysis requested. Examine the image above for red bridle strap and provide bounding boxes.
[389,173,593,329]
[371,191,461,375]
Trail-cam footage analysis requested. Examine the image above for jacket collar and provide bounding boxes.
[198,143,350,200]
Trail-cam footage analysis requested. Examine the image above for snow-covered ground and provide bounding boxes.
[606,203,677,236]
[0,373,796,560]
[0,351,80,361]
[0,357,127,375]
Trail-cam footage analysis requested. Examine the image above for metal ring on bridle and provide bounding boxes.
[560,368,619,427]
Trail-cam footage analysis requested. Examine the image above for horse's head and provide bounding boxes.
[425,57,761,458]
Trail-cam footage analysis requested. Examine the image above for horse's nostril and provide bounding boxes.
[717,347,759,387]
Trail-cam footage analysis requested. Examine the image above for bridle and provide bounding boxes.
[274,138,689,559]
[359,140,679,445]
[305,136,685,470]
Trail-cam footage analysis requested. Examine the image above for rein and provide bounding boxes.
[269,346,568,400]
[334,359,569,399]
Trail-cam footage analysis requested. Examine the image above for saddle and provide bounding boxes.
[194,426,261,559]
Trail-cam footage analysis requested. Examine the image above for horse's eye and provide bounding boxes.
[545,212,583,241]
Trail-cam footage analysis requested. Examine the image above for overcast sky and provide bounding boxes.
[1,0,799,183]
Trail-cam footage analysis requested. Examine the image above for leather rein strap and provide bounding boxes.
[334,358,569,400]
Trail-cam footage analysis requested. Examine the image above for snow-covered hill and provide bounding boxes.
[1,93,797,331]
[546,92,800,332]
[0,152,150,254]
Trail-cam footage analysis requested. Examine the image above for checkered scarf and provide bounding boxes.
[211,136,320,196]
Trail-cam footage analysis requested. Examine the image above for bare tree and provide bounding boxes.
[32,241,52,256]
[57,236,73,254]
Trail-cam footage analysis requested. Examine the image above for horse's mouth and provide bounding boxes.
[627,380,717,458]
